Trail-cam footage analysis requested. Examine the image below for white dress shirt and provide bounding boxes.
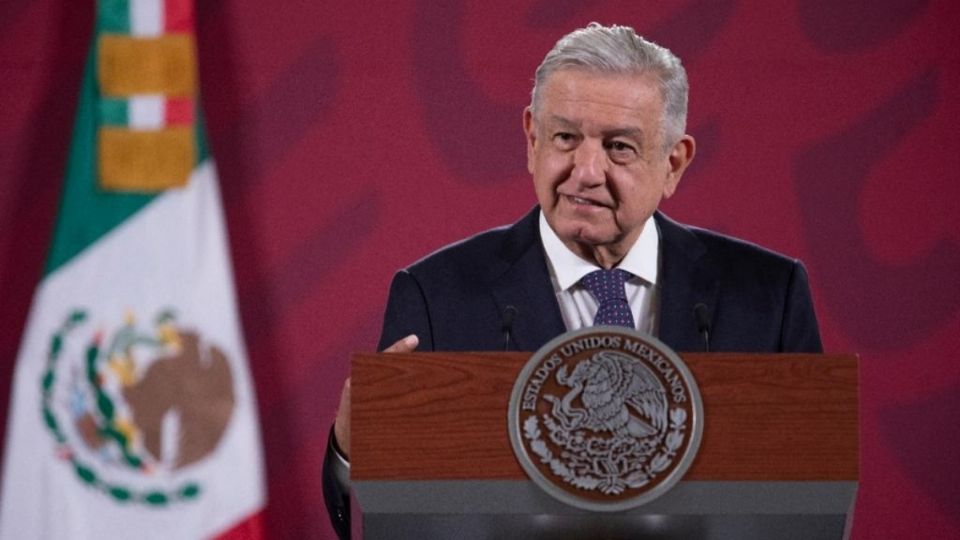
[539,210,661,336]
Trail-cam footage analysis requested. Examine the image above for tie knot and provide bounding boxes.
[580,268,632,303]
[581,268,634,328]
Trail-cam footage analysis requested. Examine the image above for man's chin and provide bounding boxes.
[557,223,619,249]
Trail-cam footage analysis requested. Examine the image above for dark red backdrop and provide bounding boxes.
[1,1,958,538]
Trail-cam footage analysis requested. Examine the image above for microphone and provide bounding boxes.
[693,303,711,352]
[502,305,518,351]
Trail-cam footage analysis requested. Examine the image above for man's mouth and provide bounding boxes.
[564,194,606,207]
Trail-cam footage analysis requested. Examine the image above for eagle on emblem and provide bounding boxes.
[545,351,667,438]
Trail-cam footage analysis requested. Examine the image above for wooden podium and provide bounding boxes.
[351,352,858,539]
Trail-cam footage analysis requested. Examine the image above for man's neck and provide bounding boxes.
[539,210,660,292]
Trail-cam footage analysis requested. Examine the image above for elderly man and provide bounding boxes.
[323,23,821,538]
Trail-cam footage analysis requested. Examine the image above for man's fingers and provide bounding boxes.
[334,378,351,457]
[334,335,417,457]
[383,334,419,353]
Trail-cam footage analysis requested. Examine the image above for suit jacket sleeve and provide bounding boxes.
[378,269,435,351]
[781,260,823,352]
[321,426,351,539]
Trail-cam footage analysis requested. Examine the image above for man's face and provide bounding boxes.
[524,69,694,266]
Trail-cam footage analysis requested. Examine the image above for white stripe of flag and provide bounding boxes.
[130,0,164,37]
[128,95,165,130]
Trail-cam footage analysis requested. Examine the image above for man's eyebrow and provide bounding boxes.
[602,127,644,140]
[546,116,644,139]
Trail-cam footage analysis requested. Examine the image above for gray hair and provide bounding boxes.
[531,23,689,147]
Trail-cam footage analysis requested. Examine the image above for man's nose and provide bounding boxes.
[571,141,606,186]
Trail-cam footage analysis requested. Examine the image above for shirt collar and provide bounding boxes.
[539,210,659,291]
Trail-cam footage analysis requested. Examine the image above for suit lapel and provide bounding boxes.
[484,209,718,352]
[656,212,719,352]
[488,208,566,351]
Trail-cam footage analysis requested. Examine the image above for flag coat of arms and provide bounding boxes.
[0,1,265,538]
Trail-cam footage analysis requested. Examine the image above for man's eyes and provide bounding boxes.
[550,132,579,150]
[550,133,638,160]
[605,140,636,154]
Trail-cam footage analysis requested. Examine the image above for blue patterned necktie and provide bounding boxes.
[581,268,635,328]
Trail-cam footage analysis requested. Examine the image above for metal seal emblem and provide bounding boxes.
[508,327,703,511]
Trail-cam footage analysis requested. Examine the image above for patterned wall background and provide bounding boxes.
[1,1,957,538]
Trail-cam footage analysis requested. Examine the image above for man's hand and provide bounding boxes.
[333,334,419,458]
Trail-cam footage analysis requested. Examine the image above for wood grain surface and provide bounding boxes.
[351,353,858,482]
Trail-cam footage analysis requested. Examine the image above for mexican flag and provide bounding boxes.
[0,1,265,538]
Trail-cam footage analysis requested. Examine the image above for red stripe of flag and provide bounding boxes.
[164,0,194,33]
[212,511,266,540]
[165,97,195,125]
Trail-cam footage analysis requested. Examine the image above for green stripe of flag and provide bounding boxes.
[99,98,129,126]
[97,0,132,34]
[45,42,210,275]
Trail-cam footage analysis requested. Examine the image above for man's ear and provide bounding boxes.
[523,107,537,174]
[663,134,695,199]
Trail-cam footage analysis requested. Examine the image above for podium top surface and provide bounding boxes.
[351,352,858,482]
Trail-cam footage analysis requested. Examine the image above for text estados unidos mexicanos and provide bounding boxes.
[521,336,688,411]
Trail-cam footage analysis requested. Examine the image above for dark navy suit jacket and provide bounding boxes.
[323,207,822,538]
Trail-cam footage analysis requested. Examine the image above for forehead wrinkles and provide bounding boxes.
[534,83,663,129]
[549,91,656,115]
